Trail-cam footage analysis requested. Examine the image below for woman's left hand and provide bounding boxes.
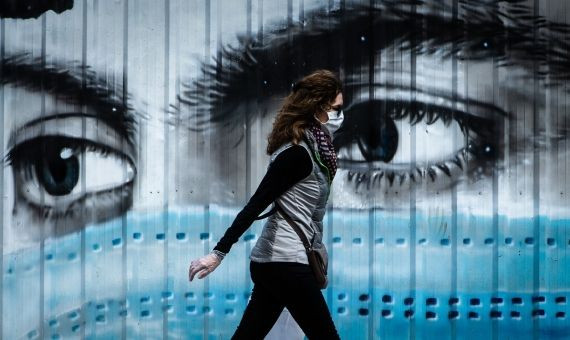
[188,252,222,281]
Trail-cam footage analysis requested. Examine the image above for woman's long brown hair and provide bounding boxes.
[266,69,343,155]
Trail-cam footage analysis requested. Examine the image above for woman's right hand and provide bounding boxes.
[188,252,222,282]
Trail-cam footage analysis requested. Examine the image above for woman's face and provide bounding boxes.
[316,92,344,123]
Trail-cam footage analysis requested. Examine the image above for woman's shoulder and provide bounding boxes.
[270,144,313,178]
[271,143,312,167]
[274,143,310,160]
[272,138,308,156]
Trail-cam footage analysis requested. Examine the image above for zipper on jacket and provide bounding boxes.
[311,149,332,202]
[312,149,331,185]
[304,132,331,183]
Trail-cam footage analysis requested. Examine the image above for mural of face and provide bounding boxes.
[177,1,570,338]
[179,1,570,214]
[2,0,570,339]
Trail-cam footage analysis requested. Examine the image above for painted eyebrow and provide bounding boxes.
[1,54,137,147]
[177,1,570,131]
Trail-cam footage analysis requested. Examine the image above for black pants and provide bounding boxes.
[232,261,340,340]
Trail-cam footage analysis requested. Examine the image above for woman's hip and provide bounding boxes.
[249,260,313,287]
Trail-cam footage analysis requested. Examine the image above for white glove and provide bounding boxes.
[188,251,224,281]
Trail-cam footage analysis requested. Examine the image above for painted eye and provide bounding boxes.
[7,135,135,221]
[333,97,500,190]
[348,109,399,163]
[337,105,465,166]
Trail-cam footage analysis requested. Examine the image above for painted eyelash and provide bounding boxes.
[8,135,135,223]
[345,148,470,191]
[18,183,132,223]
[176,0,570,133]
[5,135,132,168]
[339,97,499,149]
[377,99,492,138]
[177,37,261,129]
[2,55,138,144]
[176,7,383,130]
[339,99,499,190]
[344,138,498,192]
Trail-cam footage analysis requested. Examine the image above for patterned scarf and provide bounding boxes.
[308,122,338,180]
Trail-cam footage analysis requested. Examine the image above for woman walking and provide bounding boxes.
[188,69,344,339]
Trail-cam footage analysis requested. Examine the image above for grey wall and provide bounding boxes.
[2,0,570,338]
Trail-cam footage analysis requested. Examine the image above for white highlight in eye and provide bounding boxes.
[60,147,73,159]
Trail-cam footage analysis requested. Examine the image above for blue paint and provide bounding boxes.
[2,208,570,338]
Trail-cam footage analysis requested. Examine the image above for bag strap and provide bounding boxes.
[274,201,312,252]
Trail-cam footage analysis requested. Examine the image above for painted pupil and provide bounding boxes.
[357,114,398,163]
[35,145,80,196]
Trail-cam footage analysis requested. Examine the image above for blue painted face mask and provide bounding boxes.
[4,208,569,339]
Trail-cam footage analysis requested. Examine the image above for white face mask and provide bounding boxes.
[319,109,344,138]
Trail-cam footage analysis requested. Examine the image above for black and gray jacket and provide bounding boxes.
[213,129,331,265]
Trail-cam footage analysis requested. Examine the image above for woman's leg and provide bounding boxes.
[281,266,340,339]
[231,262,285,340]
